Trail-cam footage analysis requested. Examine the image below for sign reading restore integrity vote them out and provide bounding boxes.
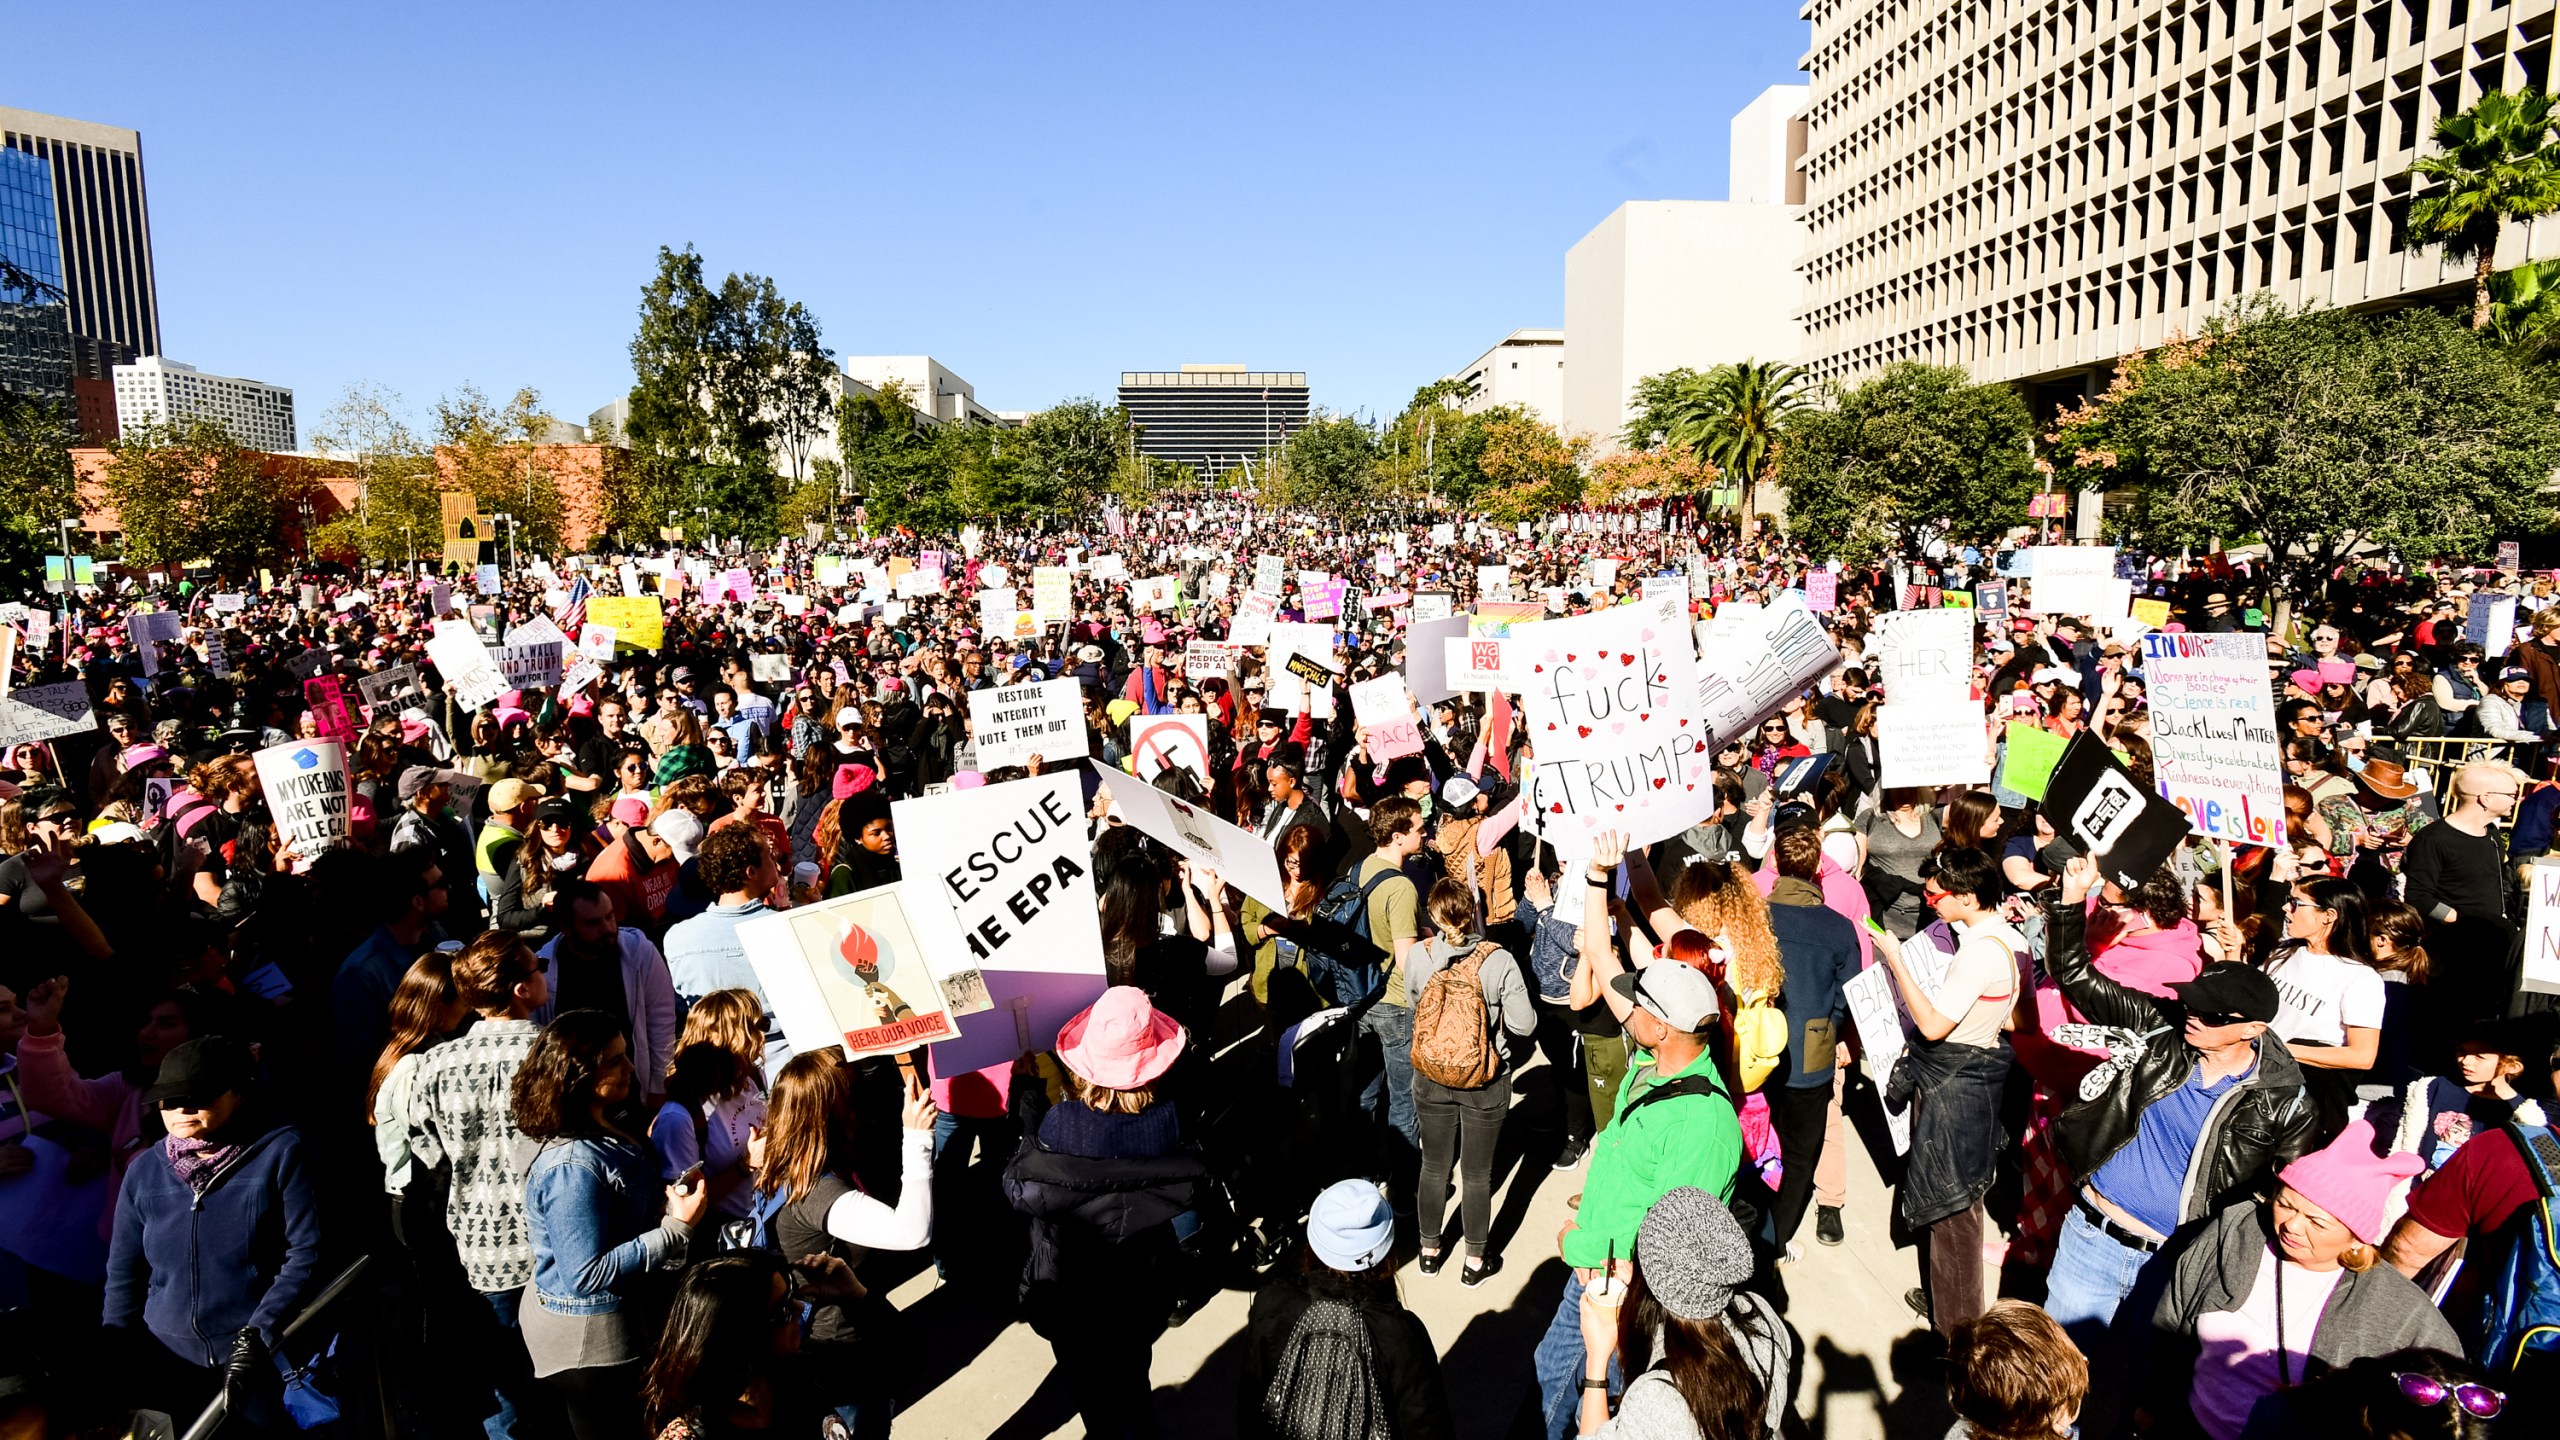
[967,678,1089,770]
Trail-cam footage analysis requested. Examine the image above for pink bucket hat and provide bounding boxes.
[2278,1119,2426,1244]
[1053,986,1185,1092]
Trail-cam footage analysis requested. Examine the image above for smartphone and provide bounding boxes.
[678,1164,705,1194]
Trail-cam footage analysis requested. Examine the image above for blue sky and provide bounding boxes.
[7,2,1806,444]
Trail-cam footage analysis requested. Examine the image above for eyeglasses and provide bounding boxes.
[2390,1372,2504,1419]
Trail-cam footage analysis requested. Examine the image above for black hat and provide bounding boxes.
[534,797,585,828]
[142,1036,259,1110]
[2168,965,2282,1026]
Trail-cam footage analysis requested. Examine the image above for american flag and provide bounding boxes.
[557,575,590,636]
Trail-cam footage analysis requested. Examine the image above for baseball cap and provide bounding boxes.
[2168,964,2282,1025]
[486,777,545,813]
[1609,959,1721,1033]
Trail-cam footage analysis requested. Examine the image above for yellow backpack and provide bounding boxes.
[1732,988,1788,1092]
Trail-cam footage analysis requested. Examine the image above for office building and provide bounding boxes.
[839,356,1002,426]
[1445,328,1566,428]
[0,143,72,411]
[1117,366,1311,478]
[1793,0,2559,405]
[0,107,159,383]
[113,356,297,452]
[1562,85,1811,449]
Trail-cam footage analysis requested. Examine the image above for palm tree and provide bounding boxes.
[1677,361,1811,534]
[2406,88,2560,330]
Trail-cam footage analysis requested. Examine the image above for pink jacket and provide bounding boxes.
[13,1029,143,1239]
[2016,899,2202,1093]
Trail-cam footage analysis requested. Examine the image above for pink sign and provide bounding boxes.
[304,675,357,741]
[1805,571,1838,612]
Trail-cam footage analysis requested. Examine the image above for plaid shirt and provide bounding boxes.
[408,1018,542,1292]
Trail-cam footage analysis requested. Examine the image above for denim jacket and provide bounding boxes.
[524,1134,689,1317]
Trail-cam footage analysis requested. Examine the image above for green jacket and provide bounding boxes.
[1560,1044,1743,1270]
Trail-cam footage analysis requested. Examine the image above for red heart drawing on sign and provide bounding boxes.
[1576,725,1592,738]
[1620,653,1635,665]
[1652,777,1667,789]
[1550,802,1565,814]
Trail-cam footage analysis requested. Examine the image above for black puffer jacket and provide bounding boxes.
[1001,1095,1210,1337]
[2045,896,2322,1228]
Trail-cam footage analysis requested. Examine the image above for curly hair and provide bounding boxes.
[672,987,767,1090]
[510,1009,626,1140]
[1667,861,1784,1000]
[694,823,771,899]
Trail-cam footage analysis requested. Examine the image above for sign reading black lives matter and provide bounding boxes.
[2042,731,2192,893]
[967,678,1088,770]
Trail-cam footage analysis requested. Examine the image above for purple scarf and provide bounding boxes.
[167,1134,243,1195]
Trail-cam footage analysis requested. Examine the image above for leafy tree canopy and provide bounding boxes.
[101,420,305,576]
[1774,362,2037,564]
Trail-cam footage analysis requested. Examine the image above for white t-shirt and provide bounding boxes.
[1939,917,2025,1049]
[2265,946,2386,1048]
[2190,1249,2343,1440]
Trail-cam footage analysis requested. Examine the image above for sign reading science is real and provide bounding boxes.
[1509,590,1711,857]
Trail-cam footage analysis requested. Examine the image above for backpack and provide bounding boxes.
[1305,868,1399,1008]
[1731,988,1788,1093]
[1410,941,1501,1089]
[2478,1119,2560,1376]
[1260,1296,1392,1440]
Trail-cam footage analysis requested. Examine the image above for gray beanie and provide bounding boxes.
[1636,1187,1755,1320]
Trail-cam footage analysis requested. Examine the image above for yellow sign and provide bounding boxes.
[442,492,488,567]
[2131,598,2171,628]
[586,596,664,652]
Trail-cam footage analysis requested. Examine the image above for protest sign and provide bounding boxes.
[1510,590,1710,855]
[750,654,793,684]
[1998,722,2068,801]
[737,884,957,1061]
[0,682,96,746]
[475,564,502,595]
[127,611,184,676]
[1228,590,1278,646]
[968,678,1088,769]
[577,625,618,662]
[894,570,944,599]
[1804,571,1838,611]
[1401,613,1470,706]
[492,642,564,690]
[356,665,424,716]
[586,596,663,651]
[977,586,1018,630]
[212,592,247,612]
[1128,575,1182,612]
[2140,632,2288,848]
[1254,555,1285,594]
[1296,569,1329,595]
[1350,674,1425,760]
[1183,640,1243,680]
[2029,545,2127,618]
[426,620,508,711]
[1876,699,1991,788]
[1867,609,1974,703]
[1265,622,1340,711]
[1363,589,1412,613]
[1444,636,1514,692]
[1130,714,1213,783]
[1476,565,1513,600]
[2130,598,2172,629]
[1305,583,1342,621]
[2043,731,2195,891]
[506,615,570,651]
[1412,593,1454,623]
[1977,578,2008,616]
[254,739,350,854]
[303,677,358,742]
[2525,860,2560,996]
[1469,601,1544,638]
[896,777,1111,1071]
[2467,594,2519,653]
[1103,770,1290,911]
[1691,593,1841,750]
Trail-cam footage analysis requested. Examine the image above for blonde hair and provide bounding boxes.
[1669,861,1785,1000]
[673,988,767,1083]
[1066,1070,1156,1115]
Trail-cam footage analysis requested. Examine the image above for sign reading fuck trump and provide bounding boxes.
[1510,591,1712,856]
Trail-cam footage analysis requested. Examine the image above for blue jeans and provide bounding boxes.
[2043,1205,2154,1353]
[1358,1003,1418,1199]
[1533,1272,1621,1440]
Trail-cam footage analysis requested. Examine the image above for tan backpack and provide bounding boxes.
[1411,941,1501,1089]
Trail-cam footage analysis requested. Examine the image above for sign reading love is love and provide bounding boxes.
[1510,591,1710,856]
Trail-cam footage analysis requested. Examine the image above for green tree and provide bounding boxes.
[1474,414,1587,522]
[1619,369,1709,451]
[2050,298,2560,629]
[435,384,570,555]
[307,382,439,565]
[1016,398,1133,514]
[1264,414,1381,510]
[1774,362,2037,563]
[623,245,830,511]
[100,420,302,576]
[2405,89,2560,330]
[1621,361,1811,530]
[0,396,79,589]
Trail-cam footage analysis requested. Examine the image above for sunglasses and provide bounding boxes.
[2185,1008,2251,1028]
[2391,1372,2504,1419]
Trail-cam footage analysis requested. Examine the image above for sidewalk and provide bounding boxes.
[891,1057,1961,1439]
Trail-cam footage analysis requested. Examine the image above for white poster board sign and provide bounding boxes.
[1104,771,1290,912]
[2140,632,2289,849]
[1350,674,1425,760]
[1509,590,1709,857]
[1877,699,1993,789]
[1692,593,1841,751]
[1129,713,1213,783]
[426,620,508,711]
[1868,609,1976,704]
[967,678,1089,770]
[893,775,1105,977]
[1228,591,1279,647]
[736,884,959,1061]
[2524,859,2560,997]
[253,739,350,855]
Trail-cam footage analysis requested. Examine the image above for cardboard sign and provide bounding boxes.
[1999,722,2068,801]
[2140,632,2288,849]
[254,739,350,854]
[303,676,358,742]
[1510,590,1709,856]
[1469,601,1544,638]
[2467,594,2520,653]
[2524,860,2560,997]
[1032,567,1073,625]
[212,592,247,612]
[1804,571,1838,612]
[1401,613,1471,707]
[492,642,563,690]
[426,620,508,712]
[1128,575,1181,612]
[1691,593,1841,751]
[2042,731,2193,892]
[1350,674,1424,760]
[1253,555,1285,595]
[1412,593,1454,623]
[751,654,793,683]
[978,586,1018,631]
[1265,622,1339,712]
[1228,591,1279,646]
[968,678,1089,770]
[127,611,184,676]
[1977,579,2008,616]
[1876,699,1991,788]
[737,884,958,1061]
[356,665,425,716]
[1868,609,1975,704]
[1183,641,1244,680]
[0,682,97,746]
[1364,590,1412,613]
[1088,553,1127,581]
[1103,770,1290,912]
[2029,545,2127,619]
[586,596,663,651]
[577,625,618,663]
[1476,565,1513,600]
[2130,598,2172,629]
[1130,713,1213,783]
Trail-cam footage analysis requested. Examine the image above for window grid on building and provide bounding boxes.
[1116,371,1313,479]
[1796,0,2558,390]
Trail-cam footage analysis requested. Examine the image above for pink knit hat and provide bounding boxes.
[2278,1119,2426,1244]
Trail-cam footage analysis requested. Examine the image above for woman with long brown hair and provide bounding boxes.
[1574,1187,1791,1438]
[369,951,467,1208]
[649,989,770,1228]
[1240,822,1326,1005]
[752,1048,936,1436]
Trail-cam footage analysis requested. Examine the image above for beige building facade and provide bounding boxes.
[1794,0,2560,400]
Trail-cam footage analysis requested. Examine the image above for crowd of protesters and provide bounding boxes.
[0,496,2550,1440]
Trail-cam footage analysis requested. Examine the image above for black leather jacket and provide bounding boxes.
[2045,897,2322,1229]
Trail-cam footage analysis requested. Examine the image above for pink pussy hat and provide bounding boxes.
[2278,1118,2426,1245]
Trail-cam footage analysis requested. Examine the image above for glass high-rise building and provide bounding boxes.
[1116,366,1311,480]
[0,144,71,410]
[1,106,158,383]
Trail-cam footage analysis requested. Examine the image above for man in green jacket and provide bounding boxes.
[1531,891,1744,1440]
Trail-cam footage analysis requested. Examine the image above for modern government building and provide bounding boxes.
[1118,366,1312,480]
